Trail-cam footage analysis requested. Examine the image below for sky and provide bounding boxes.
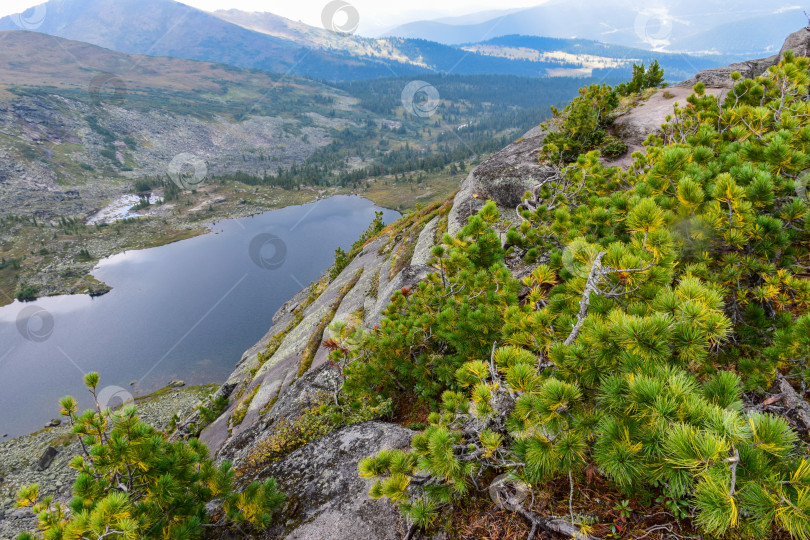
[0,0,551,35]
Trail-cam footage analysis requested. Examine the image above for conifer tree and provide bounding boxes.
[16,373,284,539]
[343,201,519,404]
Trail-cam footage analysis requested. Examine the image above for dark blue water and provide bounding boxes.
[0,196,398,438]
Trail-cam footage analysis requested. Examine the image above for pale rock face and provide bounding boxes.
[780,27,810,60]
[265,421,413,540]
[678,56,779,89]
[209,420,413,540]
[448,126,552,237]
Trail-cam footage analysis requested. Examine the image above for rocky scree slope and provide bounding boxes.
[0,31,367,221]
[0,92,331,217]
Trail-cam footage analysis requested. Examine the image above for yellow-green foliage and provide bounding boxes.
[231,384,260,427]
[241,408,335,475]
[386,198,454,279]
[354,54,810,539]
[345,201,518,405]
[368,268,381,300]
[16,373,284,540]
[240,394,391,477]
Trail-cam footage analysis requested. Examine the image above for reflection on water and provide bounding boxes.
[0,196,398,438]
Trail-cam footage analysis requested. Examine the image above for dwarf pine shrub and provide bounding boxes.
[349,53,810,539]
[16,373,285,539]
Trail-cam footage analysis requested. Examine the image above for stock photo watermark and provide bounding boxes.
[561,239,593,279]
[96,385,134,410]
[401,80,441,118]
[88,73,128,103]
[488,473,530,511]
[634,9,673,49]
[321,0,359,35]
[168,152,208,190]
[249,233,288,270]
[16,305,54,343]
[10,5,46,30]
[796,172,810,203]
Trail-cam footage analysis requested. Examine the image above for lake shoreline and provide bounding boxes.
[1,185,329,308]
[1,175,448,309]
[0,196,400,439]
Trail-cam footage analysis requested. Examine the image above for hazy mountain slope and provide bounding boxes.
[461,35,726,80]
[0,30,291,95]
[213,9,392,56]
[0,0,721,81]
[0,0,296,67]
[212,9,722,81]
[0,0,428,81]
[0,31,352,194]
[667,10,806,56]
[385,0,803,56]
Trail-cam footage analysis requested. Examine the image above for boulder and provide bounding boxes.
[35,447,58,471]
[780,27,810,60]
[448,126,551,236]
[255,421,413,540]
[676,56,778,90]
[212,364,344,466]
[469,128,552,208]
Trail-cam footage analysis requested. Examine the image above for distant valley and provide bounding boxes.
[0,0,779,306]
[0,29,606,305]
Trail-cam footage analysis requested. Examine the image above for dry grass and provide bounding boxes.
[0,264,17,307]
[450,498,538,540]
[391,392,430,429]
[434,466,716,540]
[360,173,462,212]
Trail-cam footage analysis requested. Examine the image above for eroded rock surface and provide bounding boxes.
[449,125,550,236]
[780,27,810,60]
[609,86,727,168]
[258,422,413,540]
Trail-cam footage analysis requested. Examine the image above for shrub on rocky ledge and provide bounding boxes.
[348,53,810,539]
[15,373,284,539]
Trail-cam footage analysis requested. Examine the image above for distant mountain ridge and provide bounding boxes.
[0,0,723,81]
[0,0,424,81]
[385,0,805,58]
